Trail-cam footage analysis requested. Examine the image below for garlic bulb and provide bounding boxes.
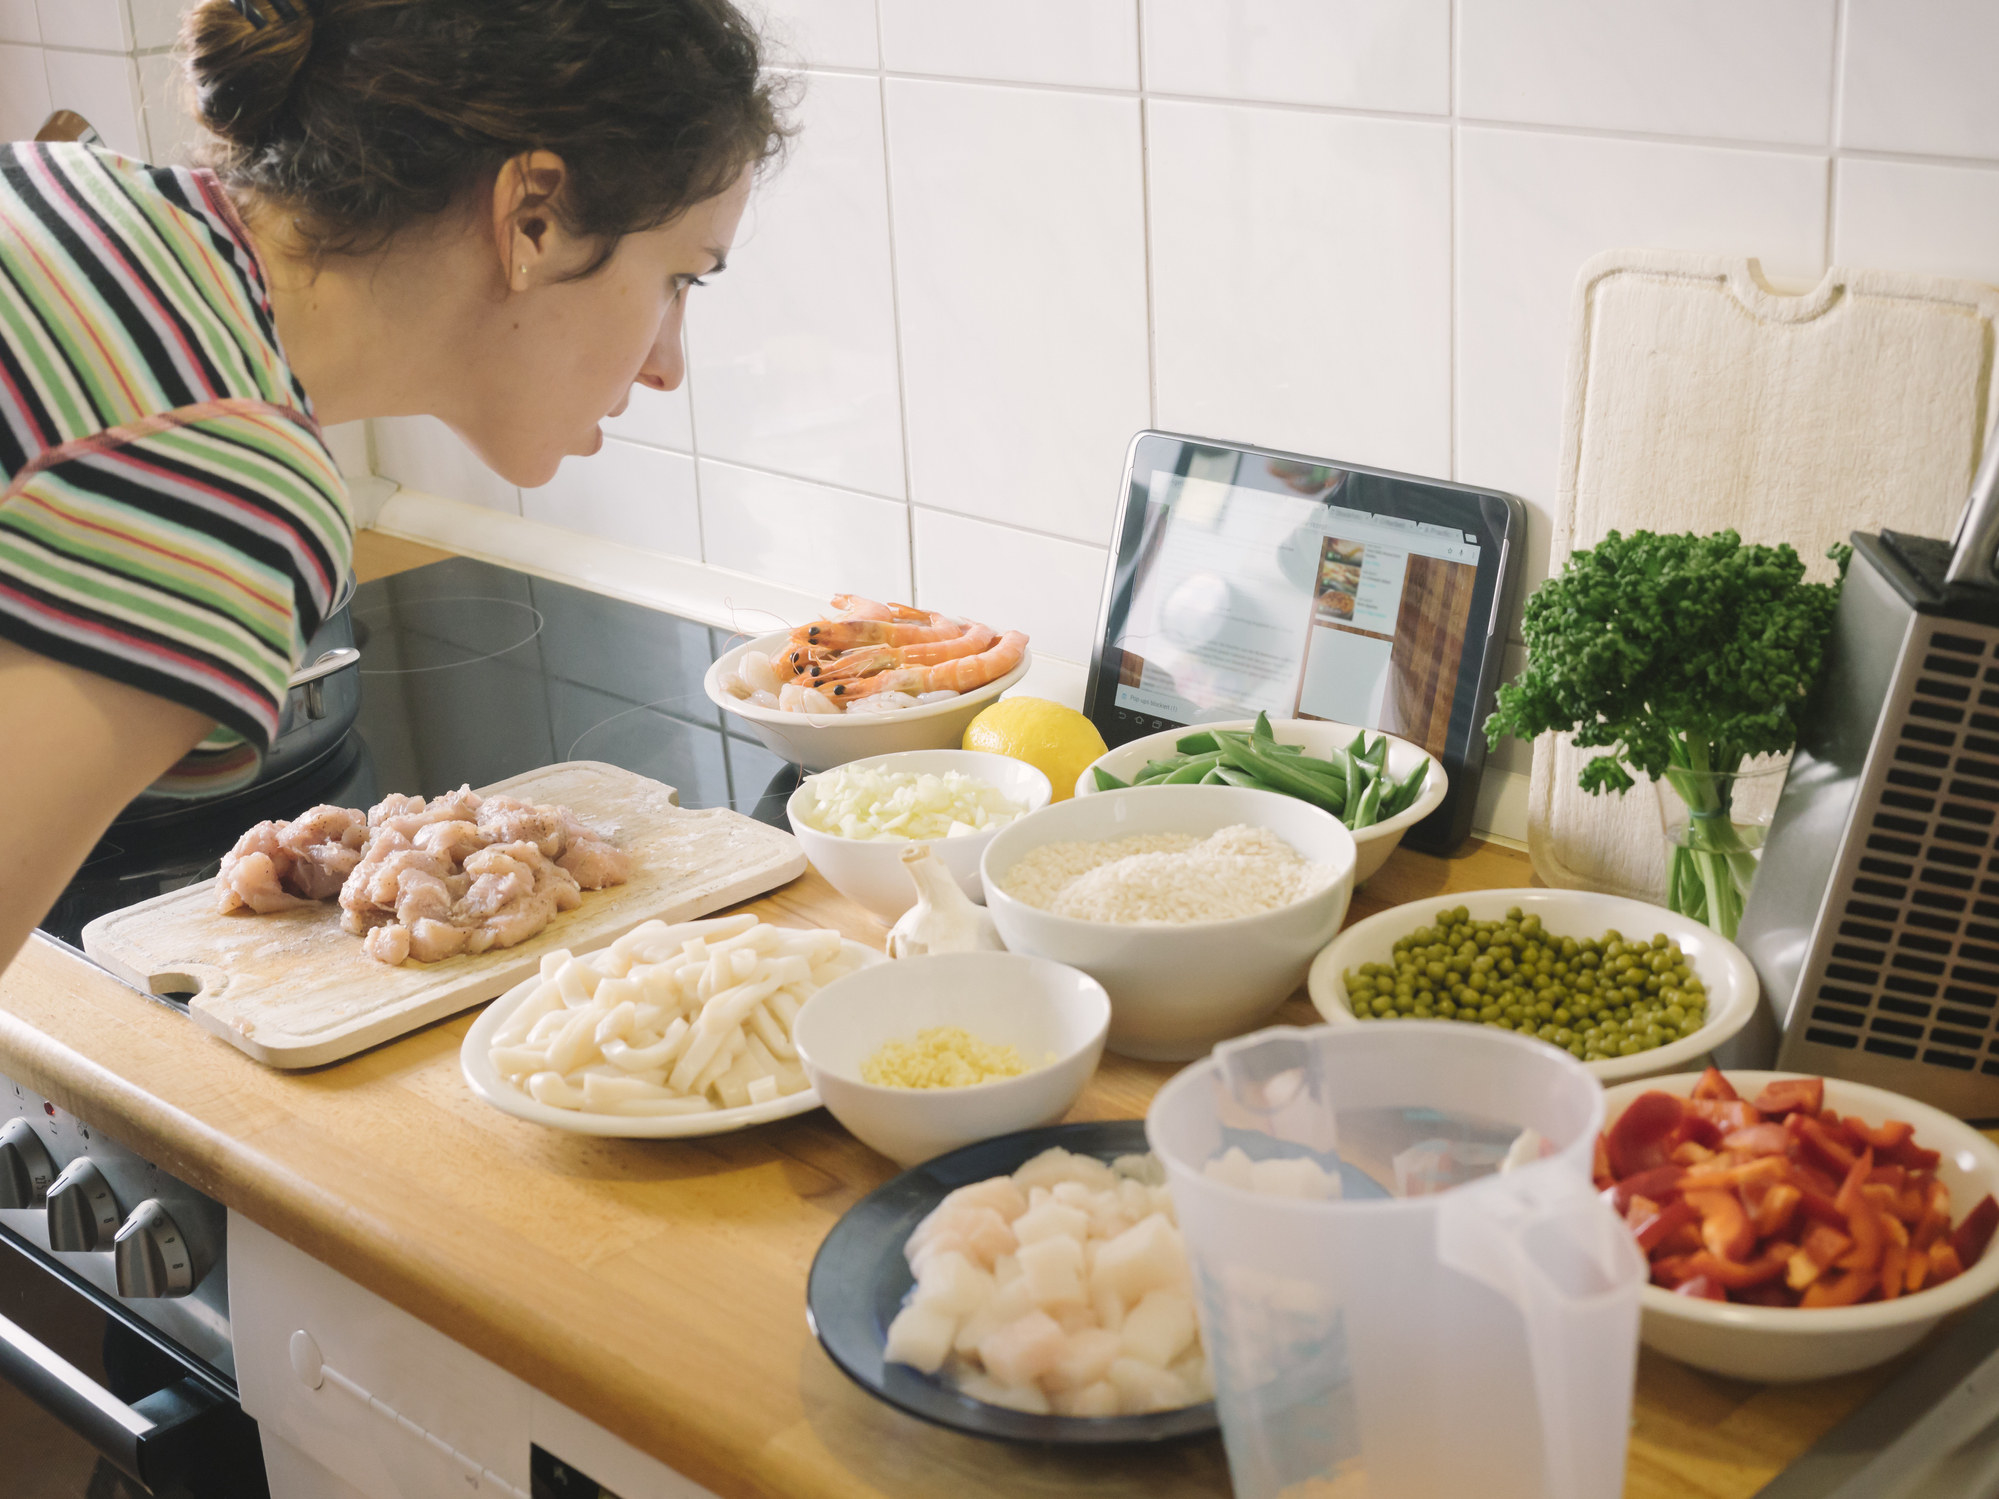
[886,845,1004,958]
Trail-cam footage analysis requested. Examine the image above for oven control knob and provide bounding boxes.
[113,1200,195,1298]
[0,1119,55,1208]
[46,1158,120,1251]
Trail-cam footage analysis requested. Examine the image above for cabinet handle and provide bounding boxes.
[288,1329,529,1498]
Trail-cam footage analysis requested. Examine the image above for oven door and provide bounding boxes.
[0,1226,267,1497]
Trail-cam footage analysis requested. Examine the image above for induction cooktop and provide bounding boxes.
[39,557,802,948]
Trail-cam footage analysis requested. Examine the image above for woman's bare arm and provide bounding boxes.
[0,638,213,973]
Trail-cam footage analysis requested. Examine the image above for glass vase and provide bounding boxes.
[1654,753,1791,941]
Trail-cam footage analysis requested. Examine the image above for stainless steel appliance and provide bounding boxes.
[1730,438,1999,1116]
[1,1070,263,1495]
[115,604,361,826]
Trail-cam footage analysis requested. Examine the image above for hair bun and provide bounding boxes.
[185,0,315,149]
[184,0,786,271]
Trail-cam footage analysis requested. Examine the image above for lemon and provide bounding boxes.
[962,697,1107,802]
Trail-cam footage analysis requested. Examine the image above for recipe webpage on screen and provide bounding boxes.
[1112,471,1482,755]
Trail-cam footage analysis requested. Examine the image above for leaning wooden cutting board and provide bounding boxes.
[82,761,806,1068]
[1529,250,1999,900]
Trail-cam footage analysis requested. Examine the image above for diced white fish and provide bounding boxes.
[886,1148,1203,1419]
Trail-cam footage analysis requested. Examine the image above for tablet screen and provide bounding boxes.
[1097,445,1501,758]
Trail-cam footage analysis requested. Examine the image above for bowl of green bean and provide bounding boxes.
[1306,890,1760,1083]
[1075,715,1446,884]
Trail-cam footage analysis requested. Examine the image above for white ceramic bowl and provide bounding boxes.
[459,939,884,1137]
[1307,887,1759,1084]
[786,750,1053,924]
[1603,1071,1999,1381]
[1075,719,1447,885]
[704,629,1032,773]
[980,785,1357,1061]
[791,951,1111,1166]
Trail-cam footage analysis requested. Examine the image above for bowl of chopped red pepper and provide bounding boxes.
[1599,1067,1999,1381]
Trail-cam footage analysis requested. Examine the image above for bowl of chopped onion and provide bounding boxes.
[705,629,1033,773]
[787,750,1052,923]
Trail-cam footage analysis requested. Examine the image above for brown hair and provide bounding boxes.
[184,0,790,270]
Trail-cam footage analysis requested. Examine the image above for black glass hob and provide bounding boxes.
[40,557,802,948]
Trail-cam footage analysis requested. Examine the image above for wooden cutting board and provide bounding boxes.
[81,761,806,1069]
[1529,250,1999,899]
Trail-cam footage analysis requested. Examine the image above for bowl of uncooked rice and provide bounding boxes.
[980,786,1357,1062]
[996,824,1334,925]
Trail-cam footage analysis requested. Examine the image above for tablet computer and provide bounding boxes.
[1083,431,1524,854]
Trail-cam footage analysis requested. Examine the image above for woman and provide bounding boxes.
[0,0,786,969]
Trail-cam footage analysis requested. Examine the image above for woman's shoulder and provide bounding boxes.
[1,141,346,529]
[1,142,315,439]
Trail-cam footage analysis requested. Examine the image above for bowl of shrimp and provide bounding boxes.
[704,596,1032,772]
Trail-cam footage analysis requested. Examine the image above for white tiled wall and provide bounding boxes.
[1454,127,1830,595]
[66,0,1978,836]
[884,77,1149,547]
[0,0,192,160]
[1143,0,1449,114]
[521,439,703,560]
[1146,101,1452,478]
[686,68,903,497]
[371,0,1999,661]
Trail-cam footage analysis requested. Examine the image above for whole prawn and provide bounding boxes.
[770,639,842,682]
[827,631,1027,700]
[814,623,998,682]
[796,612,966,650]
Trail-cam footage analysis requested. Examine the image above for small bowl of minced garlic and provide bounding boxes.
[792,952,1110,1166]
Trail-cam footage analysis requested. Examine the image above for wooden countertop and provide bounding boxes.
[0,533,1895,1499]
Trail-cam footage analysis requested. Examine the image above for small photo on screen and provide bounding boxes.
[1324,538,1366,565]
[1315,544,1363,623]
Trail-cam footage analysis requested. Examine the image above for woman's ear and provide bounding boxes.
[492,150,571,292]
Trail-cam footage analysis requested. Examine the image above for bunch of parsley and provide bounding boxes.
[1485,530,1850,936]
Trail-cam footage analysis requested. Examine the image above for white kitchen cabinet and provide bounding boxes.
[231,1214,722,1499]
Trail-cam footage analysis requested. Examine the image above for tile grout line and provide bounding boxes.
[1825,0,1850,269]
[908,500,1107,553]
[870,1,921,604]
[570,436,1106,551]
[1448,0,1460,485]
[804,60,1448,118]
[682,319,706,563]
[790,60,1999,176]
[694,449,903,508]
[1134,0,1159,434]
[1837,146,1999,174]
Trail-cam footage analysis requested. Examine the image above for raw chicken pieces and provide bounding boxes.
[216,785,628,965]
[216,805,371,913]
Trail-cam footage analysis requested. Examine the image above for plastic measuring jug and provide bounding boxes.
[1147,1022,1644,1499]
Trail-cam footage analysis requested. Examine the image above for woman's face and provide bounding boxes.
[451,169,752,487]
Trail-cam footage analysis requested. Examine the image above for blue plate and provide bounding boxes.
[805,1120,1220,1445]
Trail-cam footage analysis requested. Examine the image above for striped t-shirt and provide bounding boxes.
[0,143,351,786]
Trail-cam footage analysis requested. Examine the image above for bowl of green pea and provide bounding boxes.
[1306,889,1759,1083]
